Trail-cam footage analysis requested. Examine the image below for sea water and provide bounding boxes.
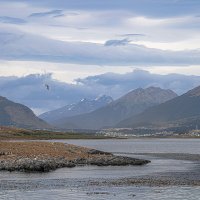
[0,138,199,200]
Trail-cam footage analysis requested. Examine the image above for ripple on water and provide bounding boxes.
[0,186,200,200]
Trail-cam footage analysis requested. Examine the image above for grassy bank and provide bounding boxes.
[0,126,109,140]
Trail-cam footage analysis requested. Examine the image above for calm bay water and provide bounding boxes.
[0,138,200,200]
[63,138,200,154]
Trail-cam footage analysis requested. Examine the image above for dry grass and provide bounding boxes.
[0,141,93,161]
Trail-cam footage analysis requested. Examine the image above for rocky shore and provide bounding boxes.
[0,142,150,172]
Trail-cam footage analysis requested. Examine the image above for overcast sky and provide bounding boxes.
[0,0,200,82]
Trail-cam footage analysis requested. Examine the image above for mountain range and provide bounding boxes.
[1,84,200,133]
[39,95,113,124]
[117,86,200,130]
[54,87,177,130]
[0,96,50,129]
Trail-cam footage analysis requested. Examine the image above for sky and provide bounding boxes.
[0,0,200,83]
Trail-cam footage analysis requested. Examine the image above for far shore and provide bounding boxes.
[0,126,200,141]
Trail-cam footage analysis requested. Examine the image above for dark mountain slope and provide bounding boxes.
[118,86,200,128]
[0,96,50,129]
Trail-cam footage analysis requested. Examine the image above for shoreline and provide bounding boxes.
[113,152,200,161]
[89,153,200,187]
[134,153,200,161]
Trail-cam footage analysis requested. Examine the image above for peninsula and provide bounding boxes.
[0,141,150,172]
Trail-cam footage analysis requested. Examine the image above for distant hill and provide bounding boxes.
[39,95,113,124]
[55,87,177,130]
[0,96,50,129]
[117,86,200,130]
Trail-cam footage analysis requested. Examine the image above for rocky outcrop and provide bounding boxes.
[87,156,150,166]
[0,155,150,172]
[0,157,75,172]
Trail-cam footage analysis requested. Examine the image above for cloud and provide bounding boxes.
[0,16,26,24]
[118,33,146,37]
[2,0,200,17]
[1,29,200,66]
[104,38,131,46]
[76,69,200,97]
[52,14,65,18]
[0,1,199,50]
[29,10,63,18]
[0,73,100,114]
[1,70,200,115]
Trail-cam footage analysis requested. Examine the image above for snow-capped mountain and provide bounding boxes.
[39,95,113,124]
